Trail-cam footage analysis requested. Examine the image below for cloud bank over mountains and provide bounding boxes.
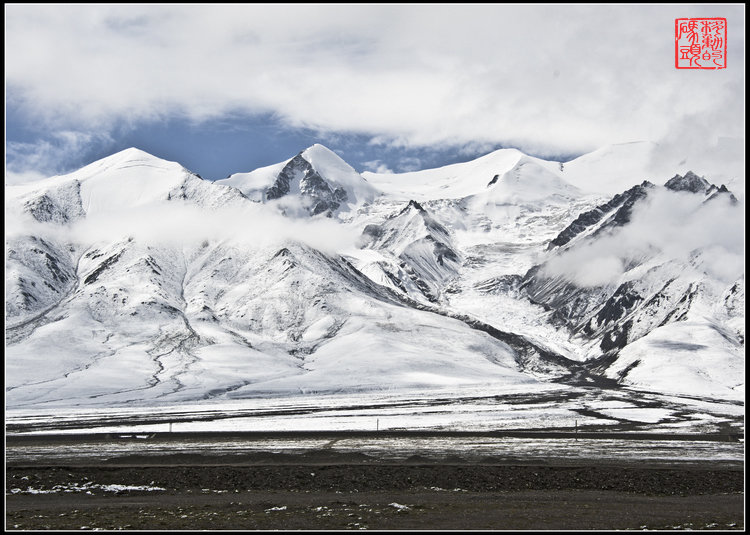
[5,4,744,182]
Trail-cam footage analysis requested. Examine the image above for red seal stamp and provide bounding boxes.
[675,18,727,69]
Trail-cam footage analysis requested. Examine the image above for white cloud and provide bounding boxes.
[5,169,50,186]
[6,131,113,182]
[542,187,745,287]
[545,249,625,288]
[648,79,745,193]
[5,4,745,170]
[5,197,359,256]
[361,160,394,174]
[395,157,423,173]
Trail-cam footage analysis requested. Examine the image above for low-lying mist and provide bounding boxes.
[541,187,744,288]
[5,198,361,255]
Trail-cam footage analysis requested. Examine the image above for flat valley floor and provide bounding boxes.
[5,432,744,531]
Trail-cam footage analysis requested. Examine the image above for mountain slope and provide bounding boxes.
[5,146,744,409]
[6,236,545,407]
[518,173,744,397]
[5,148,560,408]
[357,200,462,304]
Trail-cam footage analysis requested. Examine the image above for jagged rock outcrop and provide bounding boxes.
[547,181,654,250]
[664,171,710,193]
[266,153,349,216]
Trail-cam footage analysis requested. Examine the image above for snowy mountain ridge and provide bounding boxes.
[5,143,744,409]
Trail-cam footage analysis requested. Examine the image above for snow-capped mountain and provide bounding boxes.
[217,144,377,217]
[5,144,744,409]
[9,148,247,222]
[518,172,743,397]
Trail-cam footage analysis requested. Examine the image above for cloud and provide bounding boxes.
[4,169,50,186]
[395,157,423,173]
[648,79,746,192]
[5,195,359,256]
[544,249,625,288]
[361,160,394,174]
[542,187,745,287]
[6,131,113,183]
[5,4,745,174]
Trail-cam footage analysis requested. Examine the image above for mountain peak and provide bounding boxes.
[116,146,157,158]
[664,171,710,193]
[68,147,191,183]
[264,145,376,215]
[216,144,376,211]
[101,147,170,165]
[401,199,426,213]
[299,144,357,175]
[302,143,337,157]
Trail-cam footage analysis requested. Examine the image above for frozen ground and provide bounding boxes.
[6,433,743,467]
[6,383,743,438]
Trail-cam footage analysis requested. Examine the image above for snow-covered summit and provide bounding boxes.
[218,143,377,216]
[300,143,375,201]
[6,147,246,222]
[474,155,582,205]
[362,148,586,206]
[362,148,527,201]
[559,142,659,196]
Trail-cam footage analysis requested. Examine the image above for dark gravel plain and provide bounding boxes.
[6,435,745,531]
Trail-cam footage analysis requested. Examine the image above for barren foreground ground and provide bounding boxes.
[6,432,744,531]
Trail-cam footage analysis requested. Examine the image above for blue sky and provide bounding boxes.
[5,4,744,183]
[7,107,550,181]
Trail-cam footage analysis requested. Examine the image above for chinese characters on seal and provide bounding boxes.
[675,18,727,69]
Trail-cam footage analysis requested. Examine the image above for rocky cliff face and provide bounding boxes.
[546,181,654,251]
[664,171,710,193]
[266,153,350,216]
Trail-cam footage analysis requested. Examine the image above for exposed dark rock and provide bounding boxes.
[84,251,125,285]
[584,282,643,336]
[23,181,85,224]
[272,248,293,259]
[593,181,653,234]
[600,319,633,352]
[25,195,63,223]
[548,182,654,250]
[705,184,738,204]
[658,284,698,326]
[434,242,459,266]
[362,224,384,240]
[265,153,349,216]
[399,200,425,215]
[664,171,710,193]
